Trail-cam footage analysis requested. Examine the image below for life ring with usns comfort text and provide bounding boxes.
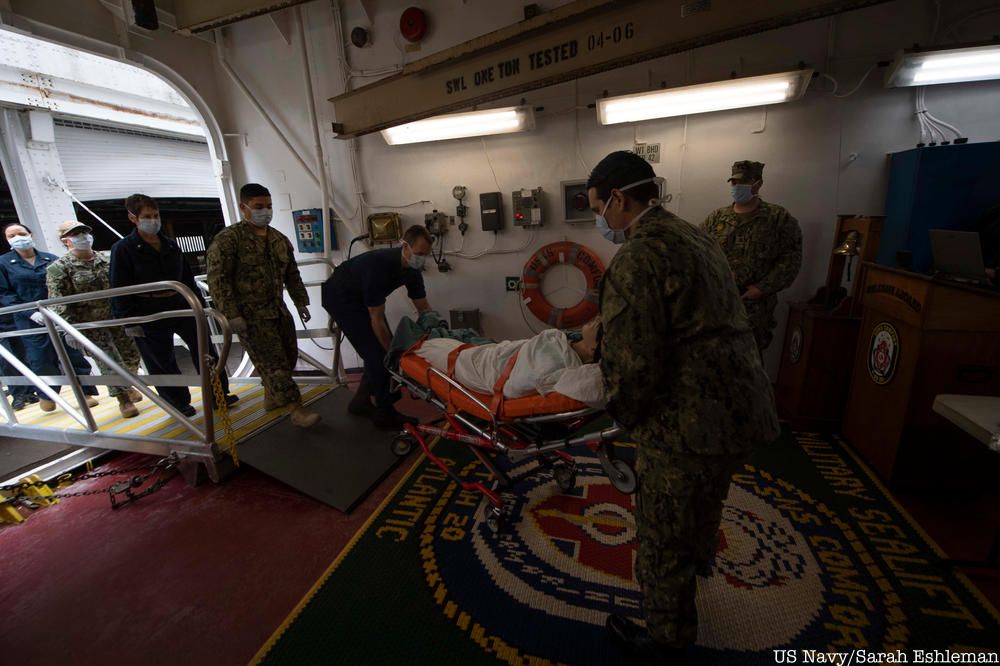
[521,242,604,328]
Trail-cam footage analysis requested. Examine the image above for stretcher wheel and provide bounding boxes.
[553,465,576,492]
[609,460,637,494]
[391,435,414,457]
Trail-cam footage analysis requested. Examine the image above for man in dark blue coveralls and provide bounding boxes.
[110,194,237,417]
[322,225,434,430]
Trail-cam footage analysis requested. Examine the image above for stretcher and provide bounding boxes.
[387,338,635,534]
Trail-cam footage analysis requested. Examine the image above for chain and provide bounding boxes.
[211,368,239,466]
[1,455,179,509]
[0,455,177,494]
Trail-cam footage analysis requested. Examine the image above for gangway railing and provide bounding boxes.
[0,280,230,481]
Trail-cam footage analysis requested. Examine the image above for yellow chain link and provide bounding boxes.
[210,370,239,466]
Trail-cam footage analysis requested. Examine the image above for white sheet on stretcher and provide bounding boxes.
[414,329,607,408]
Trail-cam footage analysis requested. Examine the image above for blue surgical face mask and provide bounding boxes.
[594,176,667,245]
[731,183,755,204]
[9,235,34,251]
[138,217,161,235]
[70,233,93,250]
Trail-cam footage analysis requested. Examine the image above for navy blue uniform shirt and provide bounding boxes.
[322,247,426,311]
[0,250,58,327]
[109,229,204,317]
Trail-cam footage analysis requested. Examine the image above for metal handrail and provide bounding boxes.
[0,280,224,450]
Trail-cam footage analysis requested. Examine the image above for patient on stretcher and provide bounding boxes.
[413,317,606,408]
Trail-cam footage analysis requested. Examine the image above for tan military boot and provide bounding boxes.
[127,387,143,403]
[117,395,139,418]
[263,389,279,412]
[290,403,321,428]
[39,398,56,412]
[85,396,99,408]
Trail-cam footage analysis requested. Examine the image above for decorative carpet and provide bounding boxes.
[253,430,1000,665]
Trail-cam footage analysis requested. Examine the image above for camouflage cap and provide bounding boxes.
[728,160,765,182]
[57,220,92,238]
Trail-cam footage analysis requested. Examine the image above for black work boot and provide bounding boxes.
[606,615,688,665]
[371,406,418,431]
[348,375,374,416]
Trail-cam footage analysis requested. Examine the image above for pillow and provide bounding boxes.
[553,364,606,408]
[414,338,463,371]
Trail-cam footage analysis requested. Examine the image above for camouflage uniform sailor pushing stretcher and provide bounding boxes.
[586,151,780,665]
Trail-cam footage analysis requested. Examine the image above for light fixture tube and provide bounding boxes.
[596,69,814,125]
[886,44,1000,87]
[381,106,535,145]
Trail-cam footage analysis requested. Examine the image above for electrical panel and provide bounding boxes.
[561,180,593,224]
[480,192,503,231]
[424,209,449,236]
[292,208,338,253]
[512,187,543,227]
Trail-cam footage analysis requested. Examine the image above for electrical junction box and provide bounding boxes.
[450,308,482,334]
[480,192,503,231]
[292,208,338,253]
[424,210,449,235]
[512,187,543,227]
[561,180,593,224]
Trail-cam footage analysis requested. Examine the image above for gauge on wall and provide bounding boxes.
[452,185,467,201]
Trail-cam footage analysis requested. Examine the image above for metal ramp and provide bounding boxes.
[237,387,404,512]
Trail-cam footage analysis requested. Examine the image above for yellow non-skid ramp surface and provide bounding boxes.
[6,383,333,443]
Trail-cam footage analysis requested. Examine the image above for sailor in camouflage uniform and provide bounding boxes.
[586,152,780,664]
[701,161,802,352]
[206,183,320,428]
[47,221,142,418]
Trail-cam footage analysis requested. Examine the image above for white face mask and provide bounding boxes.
[70,233,93,250]
[594,176,667,245]
[404,243,426,270]
[138,216,161,235]
[247,207,273,227]
[9,235,34,251]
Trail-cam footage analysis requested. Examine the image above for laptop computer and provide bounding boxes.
[929,229,992,285]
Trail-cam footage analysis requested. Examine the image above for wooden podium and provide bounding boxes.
[776,215,883,427]
[842,264,1000,485]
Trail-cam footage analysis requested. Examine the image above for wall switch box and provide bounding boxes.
[480,192,503,231]
[512,187,543,227]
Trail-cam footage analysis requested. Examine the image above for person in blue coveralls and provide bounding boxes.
[321,225,434,431]
[0,223,99,411]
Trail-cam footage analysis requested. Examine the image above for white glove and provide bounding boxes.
[298,307,311,323]
[29,312,44,326]
[124,326,145,338]
[63,334,83,351]
[229,316,248,334]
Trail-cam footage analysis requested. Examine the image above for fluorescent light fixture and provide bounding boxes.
[597,69,814,125]
[381,106,534,145]
[886,43,1000,87]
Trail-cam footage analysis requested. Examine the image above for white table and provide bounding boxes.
[932,394,1000,567]
[932,394,1000,453]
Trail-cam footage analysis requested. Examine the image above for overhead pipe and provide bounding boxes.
[213,28,320,190]
[296,5,333,275]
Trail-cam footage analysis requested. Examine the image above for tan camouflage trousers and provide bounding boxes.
[634,446,749,647]
[242,308,301,407]
[80,326,141,398]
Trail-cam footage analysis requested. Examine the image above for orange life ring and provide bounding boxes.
[521,242,605,328]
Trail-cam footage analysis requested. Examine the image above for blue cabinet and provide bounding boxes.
[878,141,1000,273]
